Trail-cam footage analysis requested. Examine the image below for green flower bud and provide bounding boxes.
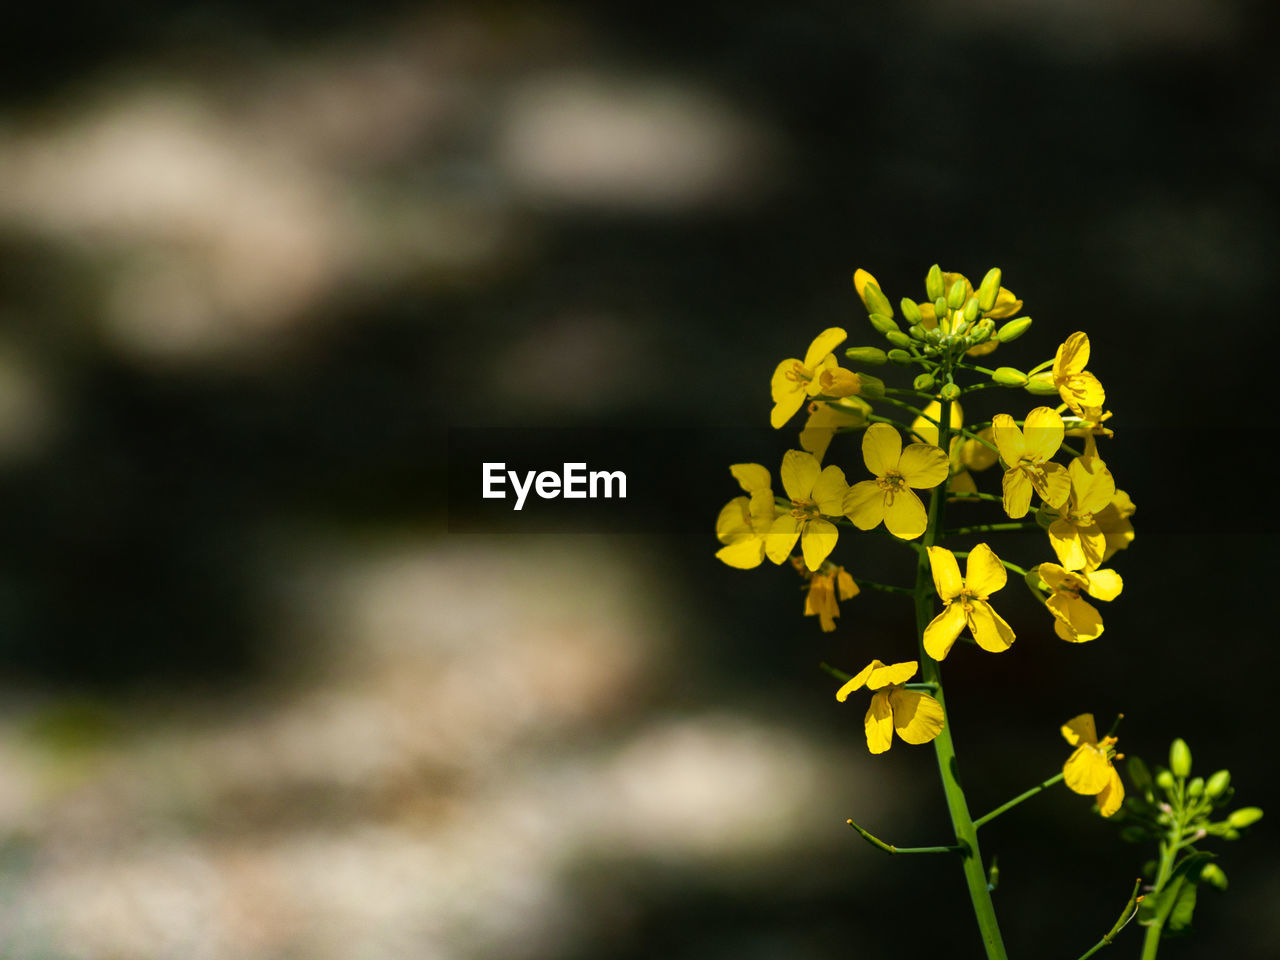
[862,281,894,319]
[925,264,945,301]
[1188,776,1204,797]
[994,316,1033,343]
[901,299,923,325]
[858,374,885,399]
[885,330,913,349]
[887,349,912,366]
[977,268,1002,312]
[969,318,995,343]
[1170,739,1192,778]
[1200,863,1229,891]
[845,346,887,365]
[1120,826,1147,844]
[934,297,948,319]
[1155,768,1175,792]
[922,345,939,356]
[869,312,900,335]
[913,373,936,391]
[962,297,980,324]
[1024,371,1058,395]
[1141,860,1158,878]
[1223,827,1241,840]
[940,382,961,402]
[991,367,1029,387]
[1227,806,1263,829]
[1127,756,1153,796]
[908,323,926,341]
[946,279,967,310]
[1206,769,1231,799]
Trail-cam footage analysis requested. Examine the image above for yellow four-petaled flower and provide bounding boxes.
[991,407,1071,518]
[836,659,945,754]
[844,423,949,540]
[771,328,856,429]
[766,450,850,571]
[924,544,1016,660]
[1061,713,1124,817]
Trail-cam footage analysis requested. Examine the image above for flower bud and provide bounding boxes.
[1024,371,1058,395]
[991,367,1029,387]
[934,297,948,319]
[995,316,1033,343]
[1227,806,1263,829]
[869,313,900,335]
[923,327,941,344]
[908,323,927,341]
[962,297,980,324]
[922,345,939,356]
[913,373,936,391]
[1155,768,1175,792]
[887,349,912,366]
[940,382,961,402]
[1170,739,1192,778]
[1206,769,1231,799]
[885,330,913,349]
[861,281,894,319]
[969,318,995,343]
[977,268,1002,312]
[1188,776,1204,797]
[858,374,885,399]
[1200,863,1229,891]
[845,346,888,365]
[925,264,945,301]
[901,299,923,325]
[946,279,967,311]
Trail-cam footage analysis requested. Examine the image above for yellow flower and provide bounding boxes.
[1095,490,1136,561]
[801,562,860,632]
[836,659,945,754]
[1047,456,1116,571]
[1038,562,1124,642]
[714,463,778,569]
[799,396,872,461]
[765,450,850,571]
[1061,713,1124,817]
[1053,332,1106,416]
[843,423,949,540]
[770,328,850,429]
[991,407,1071,518]
[923,544,1016,660]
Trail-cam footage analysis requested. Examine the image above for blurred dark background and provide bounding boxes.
[0,3,1275,958]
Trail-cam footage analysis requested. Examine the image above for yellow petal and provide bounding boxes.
[812,465,851,515]
[866,660,918,689]
[730,463,771,494]
[864,690,894,754]
[966,600,1015,653]
[923,603,967,661]
[747,488,777,532]
[1001,468,1034,519]
[960,429,999,472]
[1078,524,1107,572]
[716,497,750,544]
[927,546,963,600]
[1048,520,1087,571]
[836,660,882,701]
[888,688,946,745]
[910,400,964,447]
[1035,462,1072,509]
[1048,592,1104,642]
[1084,568,1123,602]
[715,537,766,569]
[991,413,1025,465]
[1053,331,1091,379]
[1069,456,1116,515]
[770,388,807,430]
[844,480,886,530]
[948,470,977,497]
[803,327,848,371]
[780,449,821,501]
[862,423,902,477]
[801,518,839,571]
[764,515,800,565]
[964,543,1008,597]
[1037,562,1072,592]
[806,354,838,397]
[836,569,859,601]
[1022,407,1065,461]
[883,488,928,540]
[852,269,878,308]
[985,287,1021,319]
[1097,767,1125,818]
[1061,714,1098,746]
[898,443,950,489]
[1061,372,1106,416]
[1064,743,1113,795]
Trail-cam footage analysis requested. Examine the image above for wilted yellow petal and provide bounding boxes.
[862,423,902,477]
[803,327,848,371]
[730,463,771,494]
[866,660,918,689]
[898,443,950,489]
[864,690,894,754]
[780,449,821,501]
[843,480,885,530]
[888,688,946,745]
[801,518,839,571]
[883,488,928,540]
[964,543,1008,597]
[927,546,963,600]
[966,600,1015,653]
[923,603,967,661]
[1061,714,1099,746]
[1064,743,1113,795]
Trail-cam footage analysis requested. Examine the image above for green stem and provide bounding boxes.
[868,413,922,434]
[846,819,965,855]
[1075,878,1144,959]
[879,394,938,425]
[1140,828,1182,960]
[948,491,1004,504]
[974,772,1064,828]
[945,522,1040,536]
[850,578,915,596]
[916,396,1009,959]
